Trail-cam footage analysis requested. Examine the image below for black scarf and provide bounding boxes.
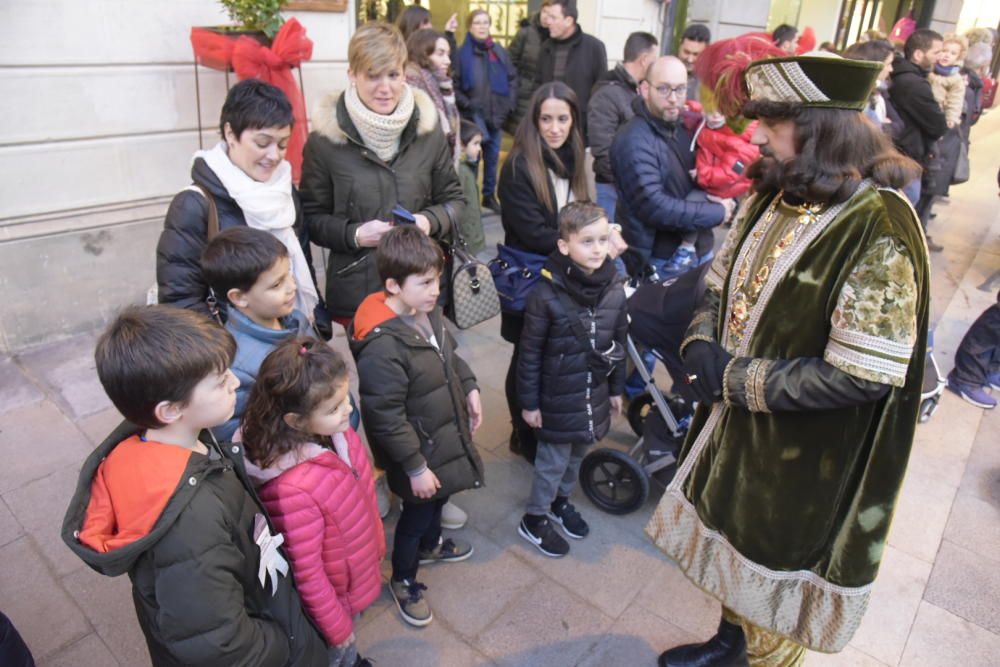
[545,250,618,308]
[542,141,577,180]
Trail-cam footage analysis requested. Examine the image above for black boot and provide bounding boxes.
[658,617,749,667]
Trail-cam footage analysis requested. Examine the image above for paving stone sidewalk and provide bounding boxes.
[2,116,999,667]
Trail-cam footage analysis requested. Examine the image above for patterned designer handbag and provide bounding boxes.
[488,243,548,314]
[445,203,501,329]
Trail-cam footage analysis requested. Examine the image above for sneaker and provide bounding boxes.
[518,514,570,557]
[987,372,1000,391]
[548,498,590,539]
[947,377,997,409]
[482,194,502,214]
[440,500,467,530]
[389,578,433,626]
[661,246,697,279]
[418,537,474,564]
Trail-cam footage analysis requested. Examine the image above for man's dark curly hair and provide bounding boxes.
[743,100,921,205]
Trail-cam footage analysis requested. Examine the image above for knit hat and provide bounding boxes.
[744,52,882,111]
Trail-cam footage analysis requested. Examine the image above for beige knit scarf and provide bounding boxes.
[345,83,415,162]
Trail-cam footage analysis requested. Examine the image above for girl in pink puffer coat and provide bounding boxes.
[242,337,385,667]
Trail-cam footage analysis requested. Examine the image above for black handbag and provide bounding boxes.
[444,204,501,329]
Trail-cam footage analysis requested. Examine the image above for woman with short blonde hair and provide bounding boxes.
[300,22,464,324]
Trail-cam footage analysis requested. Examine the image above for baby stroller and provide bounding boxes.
[578,265,707,515]
[919,329,946,422]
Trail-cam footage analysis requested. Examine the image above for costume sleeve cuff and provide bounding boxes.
[680,334,716,359]
[725,357,775,413]
[824,326,912,388]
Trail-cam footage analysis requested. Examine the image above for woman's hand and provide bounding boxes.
[522,409,543,429]
[413,213,432,236]
[466,389,483,434]
[445,13,459,33]
[355,219,394,248]
[608,227,628,260]
[410,468,442,499]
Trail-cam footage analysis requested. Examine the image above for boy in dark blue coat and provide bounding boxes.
[517,201,628,557]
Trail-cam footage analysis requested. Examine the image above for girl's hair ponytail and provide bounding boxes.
[241,336,349,468]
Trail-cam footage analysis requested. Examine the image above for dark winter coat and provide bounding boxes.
[299,89,464,318]
[538,26,608,137]
[61,422,326,667]
[588,63,641,184]
[518,254,627,444]
[453,38,518,131]
[610,96,725,271]
[349,296,484,504]
[888,56,948,164]
[506,13,548,134]
[156,158,310,315]
[497,150,564,343]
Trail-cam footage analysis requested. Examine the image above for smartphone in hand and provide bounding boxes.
[392,205,416,226]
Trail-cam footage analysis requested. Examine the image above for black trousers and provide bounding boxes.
[0,612,34,667]
[950,298,1000,386]
[392,496,448,582]
[505,343,538,462]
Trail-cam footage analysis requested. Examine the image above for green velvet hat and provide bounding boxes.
[744,52,882,111]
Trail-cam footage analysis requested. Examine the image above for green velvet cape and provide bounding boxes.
[646,184,930,652]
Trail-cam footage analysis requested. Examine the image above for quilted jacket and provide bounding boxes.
[247,429,385,646]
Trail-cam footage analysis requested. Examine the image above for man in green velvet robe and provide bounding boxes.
[647,53,931,667]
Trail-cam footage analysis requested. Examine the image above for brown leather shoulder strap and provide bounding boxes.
[193,183,219,240]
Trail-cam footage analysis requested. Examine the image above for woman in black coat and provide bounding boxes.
[497,82,625,459]
[453,9,518,212]
[156,79,323,327]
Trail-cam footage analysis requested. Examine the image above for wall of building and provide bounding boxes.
[686,0,771,41]
[0,0,661,352]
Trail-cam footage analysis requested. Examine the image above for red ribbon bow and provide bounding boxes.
[191,18,313,183]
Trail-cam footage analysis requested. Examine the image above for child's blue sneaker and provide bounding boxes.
[661,246,697,279]
[947,377,997,409]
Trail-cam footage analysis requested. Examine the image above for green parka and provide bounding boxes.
[299,88,465,318]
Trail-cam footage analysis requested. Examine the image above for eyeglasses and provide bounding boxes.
[650,84,688,99]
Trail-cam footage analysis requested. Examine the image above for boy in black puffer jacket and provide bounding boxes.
[517,201,628,557]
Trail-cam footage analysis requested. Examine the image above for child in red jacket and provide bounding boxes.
[242,337,385,667]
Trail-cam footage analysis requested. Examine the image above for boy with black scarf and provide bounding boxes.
[516,201,628,558]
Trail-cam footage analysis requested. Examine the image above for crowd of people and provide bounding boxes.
[41,5,999,667]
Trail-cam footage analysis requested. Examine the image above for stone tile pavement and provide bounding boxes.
[2,114,999,666]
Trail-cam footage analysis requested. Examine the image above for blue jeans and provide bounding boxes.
[595,182,618,222]
[473,114,502,199]
[902,178,920,206]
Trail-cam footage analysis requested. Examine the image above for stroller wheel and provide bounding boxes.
[626,393,655,436]
[579,448,650,515]
[919,396,940,423]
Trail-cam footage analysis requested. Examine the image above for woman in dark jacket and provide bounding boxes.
[406,28,461,165]
[299,23,464,325]
[453,9,518,212]
[156,79,322,324]
[497,82,624,459]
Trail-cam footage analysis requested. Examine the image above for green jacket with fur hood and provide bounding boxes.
[300,87,465,319]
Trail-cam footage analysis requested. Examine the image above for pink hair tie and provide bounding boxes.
[299,345,308,356]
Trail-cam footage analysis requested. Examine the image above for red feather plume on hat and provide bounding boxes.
[693,33,786,118]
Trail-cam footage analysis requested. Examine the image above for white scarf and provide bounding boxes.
[197,142,319,320]
[344,83,415,162]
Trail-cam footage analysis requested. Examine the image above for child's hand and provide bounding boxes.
[335,633,355,650]
[410,468,441,499]
[610,396,623,417]
[466,389,483,434]
[522,409,543,428]
[445,13,459,32]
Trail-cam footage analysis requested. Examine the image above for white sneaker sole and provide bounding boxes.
[546,512,588,540]
[419,545,474,565]
[390,590,433,627]
[517,522,567,558]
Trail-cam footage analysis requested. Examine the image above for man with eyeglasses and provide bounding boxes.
[610,55,734,401]
[610,55,734,284]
